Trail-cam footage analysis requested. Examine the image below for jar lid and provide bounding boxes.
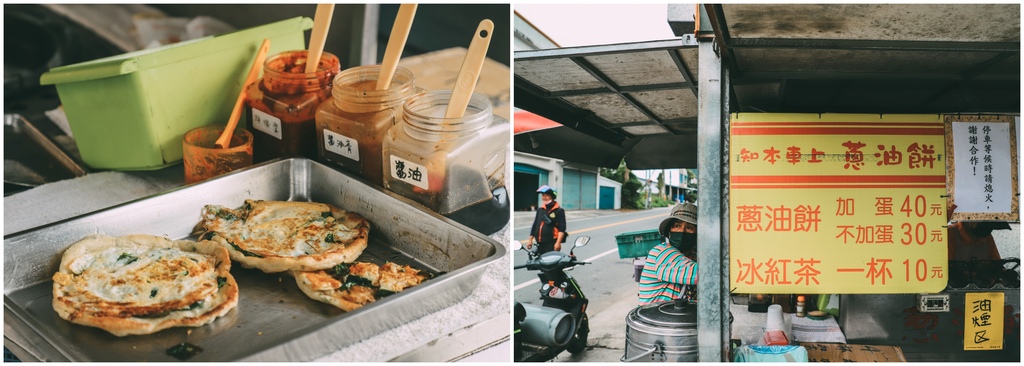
[633,299,698,328]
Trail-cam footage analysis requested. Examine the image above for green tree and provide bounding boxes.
[684,169,698,203]
[600,160,645,209]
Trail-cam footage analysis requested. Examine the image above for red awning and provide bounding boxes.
[513,109,562,135]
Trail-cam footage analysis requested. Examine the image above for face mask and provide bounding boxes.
[541,198,552,206]
[668,232,697,253]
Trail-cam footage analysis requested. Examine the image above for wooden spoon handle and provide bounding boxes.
[216,39,270,148]
[445,19,494,119]
[377,4,418,90]
[304,3,335,74]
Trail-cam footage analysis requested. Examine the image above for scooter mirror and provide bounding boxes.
[512,240,524,251]
[574,236,590,247]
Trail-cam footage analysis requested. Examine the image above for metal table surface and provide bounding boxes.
[4,44,513,361]
[3,162,511,362]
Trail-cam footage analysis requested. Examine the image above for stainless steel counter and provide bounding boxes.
[4,42,513,360]
[3,161,511,361]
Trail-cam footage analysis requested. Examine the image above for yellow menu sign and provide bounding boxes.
[730,113,947,293]
[964,292,1004,350]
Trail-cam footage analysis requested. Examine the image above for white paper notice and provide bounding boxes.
[952,122,1012,213]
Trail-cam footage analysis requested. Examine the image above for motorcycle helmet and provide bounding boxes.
[537,185,557,199]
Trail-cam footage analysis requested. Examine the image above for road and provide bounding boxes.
[512,207,671,362]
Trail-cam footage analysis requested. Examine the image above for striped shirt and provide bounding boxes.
[638,242,698,306]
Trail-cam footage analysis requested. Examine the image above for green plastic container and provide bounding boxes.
[40,17,313,170]
[615,229,663,258]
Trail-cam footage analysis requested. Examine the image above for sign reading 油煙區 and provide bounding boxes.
[963,292,1004,351]
[729,114,947,294]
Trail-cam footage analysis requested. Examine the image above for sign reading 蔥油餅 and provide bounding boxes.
[729,114,947,293]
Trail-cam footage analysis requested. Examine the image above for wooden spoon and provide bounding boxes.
[376,4,418,90]
[305,4,336,74]
[445,19,493,119]
[215,38,270,149]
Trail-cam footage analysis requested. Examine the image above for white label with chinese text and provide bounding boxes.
[323,130,359,161]
[389,155,428,190]
[252,109,282,140]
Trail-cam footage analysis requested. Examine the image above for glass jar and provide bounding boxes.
[244,50,340,163]
[315,65,416,185]
[382,90,509,234]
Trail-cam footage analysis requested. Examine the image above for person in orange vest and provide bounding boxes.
[526,185,566,253]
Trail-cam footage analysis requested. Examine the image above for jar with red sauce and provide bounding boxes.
[244,50,340,162]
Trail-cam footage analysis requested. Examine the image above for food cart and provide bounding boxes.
[514,4,1020,362]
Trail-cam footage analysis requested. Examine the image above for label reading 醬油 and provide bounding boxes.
[390,155,428,190]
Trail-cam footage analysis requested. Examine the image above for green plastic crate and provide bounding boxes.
[40,17,312,170]
[616,229,663,259]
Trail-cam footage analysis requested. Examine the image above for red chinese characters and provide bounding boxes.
[736,204,821,232]
[736,257,821,286]
[874,145,903,166]
[734,141,941,170]
[843,141,867,170]
[907,142,936,169]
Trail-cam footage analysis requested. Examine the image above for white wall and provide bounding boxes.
[992,223,1020,259]
[514,151,563,194]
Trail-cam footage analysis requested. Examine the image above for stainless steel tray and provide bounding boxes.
[3,158,505,361]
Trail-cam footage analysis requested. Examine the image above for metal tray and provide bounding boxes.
[3,114,87,195]
[3,158,505,361]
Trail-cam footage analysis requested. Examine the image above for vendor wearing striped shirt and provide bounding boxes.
[639,202,699,306]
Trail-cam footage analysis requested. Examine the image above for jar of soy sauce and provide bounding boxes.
[382,90,509,234]
[245,50,340,163]
[315,65,416,185]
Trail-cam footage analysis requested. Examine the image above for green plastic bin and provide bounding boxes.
[40,17,313,170]
[615,229,663,259]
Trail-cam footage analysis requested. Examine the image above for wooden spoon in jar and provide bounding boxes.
[304,4,335,74]
[376,4,418,90]
[216,38,270,149]
[444,19,493,119]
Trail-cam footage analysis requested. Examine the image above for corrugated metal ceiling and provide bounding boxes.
[514,4,1020,169]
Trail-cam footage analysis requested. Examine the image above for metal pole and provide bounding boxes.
[696,33,724,361]
[719,64,732,362]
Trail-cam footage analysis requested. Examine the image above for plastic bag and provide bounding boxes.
[734,345,808,362]
[134,14,235,49]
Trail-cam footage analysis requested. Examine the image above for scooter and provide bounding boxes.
[513,236,591,362]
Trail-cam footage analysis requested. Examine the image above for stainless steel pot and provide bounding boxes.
[622,299,699,362]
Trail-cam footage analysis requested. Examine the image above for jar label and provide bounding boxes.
[389,155,428,190]
[252,109,282,140]
[323,130,359,161]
